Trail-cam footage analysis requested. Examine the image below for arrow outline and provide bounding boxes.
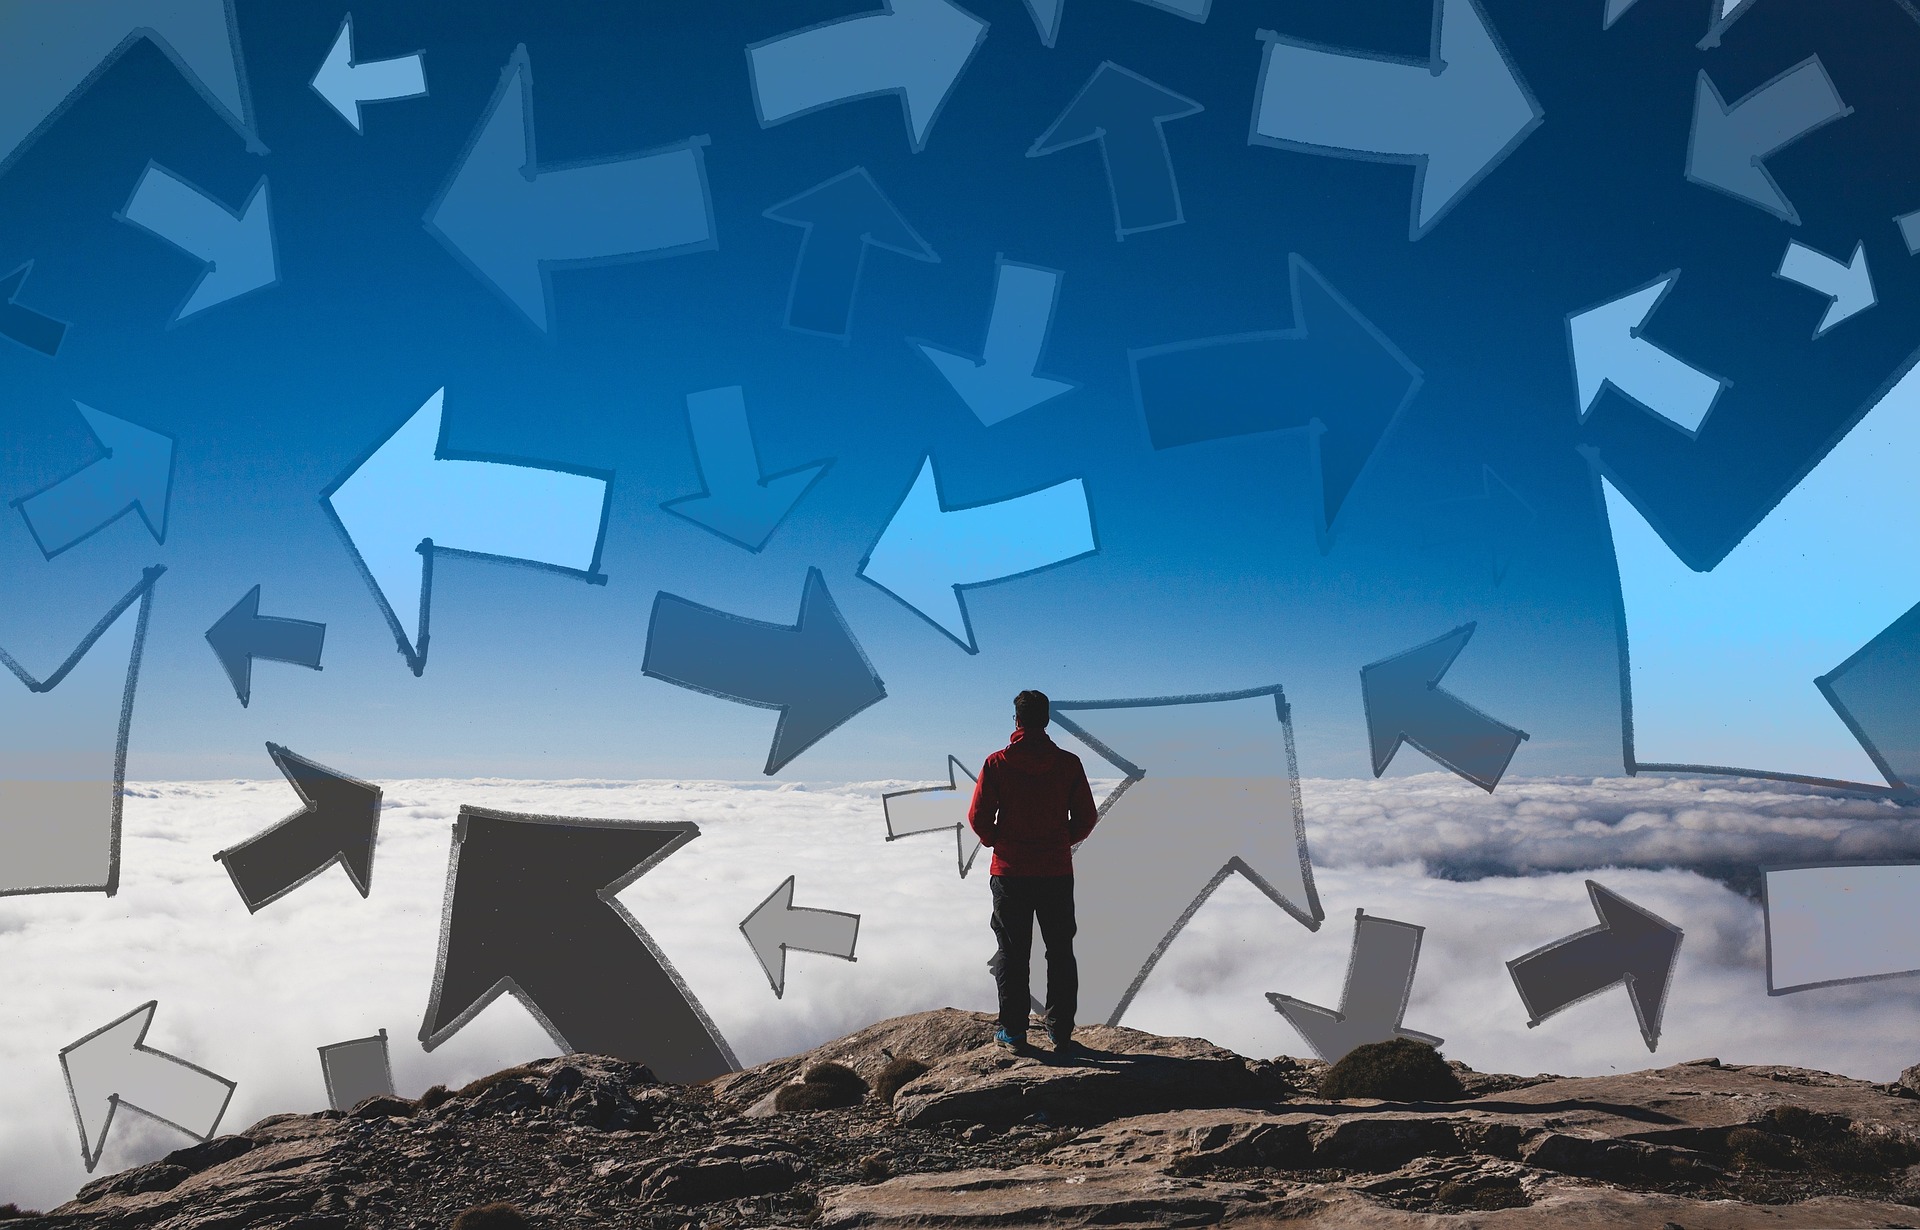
[1774,239,1875,339]
[1265,908,1442,1061]
[1760,859,1920,995]
[1417,464,1537,587]
[210,742,382,913]
[309,13,428,132]
[1360,621,1530,792]
[0,260,69,355]
[881,755,984,877]
[113,161,278,326]
[907,254,1080,423]
[1027,61,1203,240]
[1504,879,1683,1051]
[763,165,940,341]
[10,403,176,560]
[60,1000,236,1172]
[1684,58,1851,226]
[660,386,835,553]
[317,1029,395,1112]
[739,873,863,998]
[1565,270,1732,441]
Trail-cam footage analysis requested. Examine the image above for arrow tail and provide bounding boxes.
[982,262,1060,371]
[1732,58,1847,159]
[750,11,899,126]
[529,141,713,266]
[121,165,237,262]
[642,592,797,711]
[17,460,129,557]
[780,903,861,960]
[1253,35,1428,159]
[787,230,866,336]
[350,50,427,104]
[1508,927,1624,1025]
[945,477,1094,586]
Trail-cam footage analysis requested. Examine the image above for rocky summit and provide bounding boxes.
[12,1009,1920,1229]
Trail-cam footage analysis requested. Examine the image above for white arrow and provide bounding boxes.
[740,875,861,997]
[859,456,1095,653]
[324,388,611,674]
[310,14,426,132]
[881,756,984,877]
[1267,910,1442,1063]
[1776,240,1875,338]
[61,1002,235,1171]
[1567,274,1728,435]
[914,259,1076,426]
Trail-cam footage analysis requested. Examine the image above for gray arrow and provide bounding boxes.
[317,1029,395,1113]
[211,743,381,913]
[1362,623,1527,792]
[740,875,861,997]
[1267,910,1441,1063]
[881,756,984,877]
[1506,880,1682,1052]
[61,1001,235,1171]
[1686,58,1849,225]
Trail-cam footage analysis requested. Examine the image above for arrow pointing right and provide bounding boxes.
[1361,623,1528,792]
[882,756,984,877]
[310,13,427,132]
[1267,910,1441,1063]
[1776,240,1875,338]
[1506,880,1683,1052]
[116,162,276,321]
[764,167,938,339]
[1029,62,1202,240]
[0,260,67,355]
[1686,58,1850,224]
[61,1002,235,1171]
[1567,273,1728,436]
[740,875,862,997]
[661,386,832,553]
[204,586,326,707]
[14,403,174,559]
[212,743,381,913]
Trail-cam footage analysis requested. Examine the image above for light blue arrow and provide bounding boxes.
[323,388,611,675]
[1019,0,1210,48]
[859,456,1095,653]
[747,0,987,153]
[116,163,275,321]
[310,14,426,132]
[1250,0,1541,240]
[1776,240,1874,338]
[661,386,831,552]
[913,259,1076,425]
[1567,273,1728,436]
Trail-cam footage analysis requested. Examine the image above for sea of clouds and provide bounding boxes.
[5,771,1920,1211]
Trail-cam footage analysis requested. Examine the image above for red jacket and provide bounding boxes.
[967,726,1100,876]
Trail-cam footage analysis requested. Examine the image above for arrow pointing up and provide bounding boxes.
[1776,240,1874,338]
[14,404,174,559]
[61,1001,235,1171]
[882,756,984,877]
[0,261,68,355]
[420,807,738,1083]
[1029,62,1203,240]
[323,388,612,676]
[913,259,1077,425]
[310,13,427,132]
[212,744,381,913]
[1686,59,1849,225]
[747,0,988,153]
[740,875,861,997]
[1362,623,1528,792]
[765,167,939,339]
[1268,910,1442,1063]
[425,45,716,333]
[204,585,326,706]
[661,386,832,552]
[1567,273,1728,436]
[116,163,276,321]
[1250,0,1542,240]
[1506,880,1682,1052]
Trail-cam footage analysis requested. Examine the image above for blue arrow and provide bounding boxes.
[1686,59,1849,225]
[661,386,832,552]
[425,45,716,333]
[913,258,1076,425]
[204,586,326,707]
[310,14,427,132]
[1029,62,1202,240]
[764,167,938,339]
[747,0,987,153]
[0,261,67,356]
[1020,0,1211,47]
[13,404,174,559]
[116,163,276,321]
[1361,623,1528,792]
[859,456,1096,653]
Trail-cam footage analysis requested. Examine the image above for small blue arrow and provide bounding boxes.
[116,163,276,322]
[310,14,427,132]
[13,404,174,559]
[1361,623,1528,792]
[913,258,1076,425]
[1029,62,1202,240]
[765,167,938,340]
[0,261,67,356]
[661,386,832,552]
[204,586,326,707]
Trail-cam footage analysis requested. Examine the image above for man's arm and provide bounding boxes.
[1065,757,1098,844]
[967,760,999,847]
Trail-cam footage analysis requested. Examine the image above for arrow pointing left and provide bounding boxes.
[1267,910,1441,1063]
[1776,239,1874,338]
[61,1001,235,1171]
[1506,880,1683,1052]
[116,163,276,321]
[740,875,861,997]
[1029,61,1202,240]
[1362,623,1528,792]
[212,744,381,913]
[204,585,325,706]
[322,387,612,676]
[310,13,427,132]
[14,404,174,559]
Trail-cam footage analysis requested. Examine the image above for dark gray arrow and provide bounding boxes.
[740,875,861,997]
[13,404,173,559]
[420,806,737,1083]
[764,167,938,339]
[0,261,66,355]
[204,586,326,707]
[1028,62,1202,240]
[1687,58,1849,225]
[1506,880,1683,1052]
[1362,623,1527,792]
[212,744,380,913]
[1267,910,1442,1063]
[643,567,885,774]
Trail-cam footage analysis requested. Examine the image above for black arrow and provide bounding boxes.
[642,567,886,775]
[419,806,737,1083]
[212,744,381,913]
[1361,622,1528,792]
[763,167,937,339]
[204,586,326,707]
[1130,253,1420,542]
[1028,61,1203,240]
[1506,880,1683,1052]
[0,261,66,355]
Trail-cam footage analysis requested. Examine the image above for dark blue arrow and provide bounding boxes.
[1028,62,1203,240]
[1361,622,1527,792]
[764,167,938,339]
[12,404,174,559]
[204,586,326,707]
[212,744,381,913]
[0,261,66,355]
[1507,881,1683,1052]
[661,386,832,553]
[642,567,886,774]
[1130,253,1419,542]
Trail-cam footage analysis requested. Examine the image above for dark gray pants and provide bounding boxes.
[990,873,1077,1040]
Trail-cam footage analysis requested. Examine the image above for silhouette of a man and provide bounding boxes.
[968,689,1099,1054]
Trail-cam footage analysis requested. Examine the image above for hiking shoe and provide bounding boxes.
[1050,1037,1086,1058]
[995,1027,1031,1051]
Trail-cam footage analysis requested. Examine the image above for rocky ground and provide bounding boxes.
[11,1008,1920,1228]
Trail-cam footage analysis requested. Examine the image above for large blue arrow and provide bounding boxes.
[764,167,938,339]
[14,404,174,559]
[661,386,832,553]
[425,45,716,333]
[116,163,276,321]
[1029,62,1202,240]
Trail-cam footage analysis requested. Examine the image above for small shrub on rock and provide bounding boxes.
[453,1065,539,1101]
[1318,1038,1469,1102]
[774,1061,868,1111]
[450,1203,530,1229]
[416,1084,453,1111]
[873,1057,930,1104]
[0,1205,42,1220]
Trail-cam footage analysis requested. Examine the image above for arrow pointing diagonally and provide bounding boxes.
[311,13,427,132]
[426,45,716,333]
[740,875,861,997]
[323,388,612,676]
[1029,62,1203,240]
[765,167,939,339]
[1130,253,1420,546]
[661,386,832,553]
[1761,861,1920,994]
[205,586,325,707]
[1567,273,1728,437]
[1267,910,1441,1063]
[747,0,988,153]
[1506,880,1682,1052]
[913,258,1077,425]
[116,162,275,322]
[1020,0,1211,47]
[1686,59,1849,225]
[14,403,174,559]
[882,756,984,877]
[420,807,738,1083]
[212,743,381,913]
[1362,623,1528,792]
[643,568,886,775]
[61,1001,235,1171]
[1250,0,1542,240]
[0,261,67,355]
[1776,240,1874,338]
[859,456,1096,654]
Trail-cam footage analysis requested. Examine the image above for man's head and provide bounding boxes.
[1014,689,1050,730]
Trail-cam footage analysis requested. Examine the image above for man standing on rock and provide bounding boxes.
[968,689,1100,1056]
